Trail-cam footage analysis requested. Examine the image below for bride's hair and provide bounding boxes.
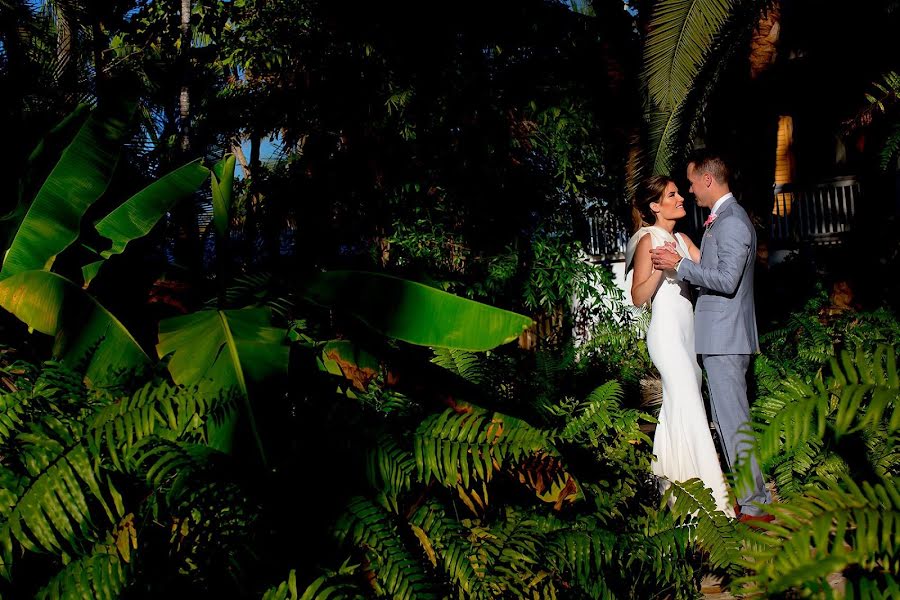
[631,174,673,232]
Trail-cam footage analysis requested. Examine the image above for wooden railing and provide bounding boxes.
[770,177,859,245]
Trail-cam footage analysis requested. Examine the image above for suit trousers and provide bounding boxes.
[702,354,771,515]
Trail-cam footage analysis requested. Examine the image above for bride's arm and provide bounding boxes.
[678,233,701,262]
[631,235,663,306]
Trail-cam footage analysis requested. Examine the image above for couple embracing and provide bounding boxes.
[626,151,772,523]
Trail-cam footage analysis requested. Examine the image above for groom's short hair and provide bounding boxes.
[688,150,730,185]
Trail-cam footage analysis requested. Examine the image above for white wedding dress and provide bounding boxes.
[626,226,731,515]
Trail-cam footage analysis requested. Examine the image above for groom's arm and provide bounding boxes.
[676,217,751,295]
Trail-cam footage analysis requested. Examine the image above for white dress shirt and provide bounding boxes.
[709,192,734,217]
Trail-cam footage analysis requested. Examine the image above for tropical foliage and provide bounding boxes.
[1,0,899,598]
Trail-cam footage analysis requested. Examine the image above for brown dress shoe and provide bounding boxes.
[737,512,775,528]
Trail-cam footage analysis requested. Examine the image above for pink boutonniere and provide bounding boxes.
[703,213,718,228]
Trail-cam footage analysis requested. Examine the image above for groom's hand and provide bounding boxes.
[650,246,681,271]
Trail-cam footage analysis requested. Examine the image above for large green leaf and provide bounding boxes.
[643,0,734,111]
[95,158,209,258]
[1,108,132,280]
[20,104,92,209]
[0,271,150,386]
[82,158,210,286]
[210,154,236,236]
[303,271,533,351]
[156,308,289,458]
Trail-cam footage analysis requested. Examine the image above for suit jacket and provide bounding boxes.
[676,197,759,355]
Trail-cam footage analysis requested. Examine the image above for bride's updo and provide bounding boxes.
[631,174,674,232]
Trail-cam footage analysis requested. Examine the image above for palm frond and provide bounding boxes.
[643,0,734,112]
[645,106,682,176]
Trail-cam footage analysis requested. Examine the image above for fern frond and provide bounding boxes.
[878,122,900,171]
[88,382,215,470]
[752,372,831,470]
[261,568,365,600]
[546,522,616,599]
[414,408,556,489]
[735,475,900,598]
[619,507,697,590]
[409,500,487,598]
[335,497,437,600]
[662,478,740,572]
[35,534,130,600]
[431,348,486,385]
[556,381,650,447]
[129,438,221,493]
[31,360,89,403]
[467,508,556,598]
[0,438,116,576]
[206,271,295,317]
[0,390,32,446]
[366,433,416,511]
[750,345,899,486]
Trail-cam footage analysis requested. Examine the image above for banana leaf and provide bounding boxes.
[83,159,210,286]
[210,154,236,236]
[1,107,133,280]
[0,270,150,386]
[303,271,533,351]
[157,308,289,460]
[20,103,92,207]
[95,158,209,258]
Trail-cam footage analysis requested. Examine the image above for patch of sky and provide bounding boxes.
[236,133,282,179]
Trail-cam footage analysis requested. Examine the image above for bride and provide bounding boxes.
[626,175,731,515]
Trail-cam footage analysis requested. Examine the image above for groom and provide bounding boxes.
[651,150,772,522]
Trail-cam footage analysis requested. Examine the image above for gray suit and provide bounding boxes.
[677,197,771,515]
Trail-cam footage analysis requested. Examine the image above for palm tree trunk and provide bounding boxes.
[55,7,71,75]
[750,1,781,79]
[55,5,77,108]
[745,1,783,220]
[179,0,191,153]
[90,19,107,105]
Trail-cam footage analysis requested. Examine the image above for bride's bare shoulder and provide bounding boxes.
[636,232,653,250]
